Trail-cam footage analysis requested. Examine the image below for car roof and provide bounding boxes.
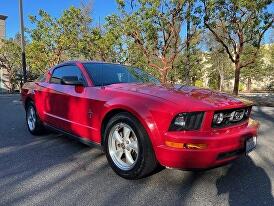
[54,60,124,67]
[48,61,131,74]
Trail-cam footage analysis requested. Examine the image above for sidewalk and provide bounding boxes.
[0,93,20,97]
[239,93,274,107]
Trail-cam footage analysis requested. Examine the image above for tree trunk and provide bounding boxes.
[184,1,191,85]
[161,69,168,84]
[185,43,191,85]
[247,77,252,92]
[192,76,196,85]
[11,84,15,93]
[233,61,241,95]
[219,71,224,91]
[217,74,221,90]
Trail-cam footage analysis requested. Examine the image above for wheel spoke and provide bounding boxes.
[123,126,131,140]
[128,141,138,152]
[125,149,134,164]
[31,108,35,118]
[108,122,139,170]
[113,131,123,143]
[30,121,34,130]
[115,149,124,160]
[27,107,36,131]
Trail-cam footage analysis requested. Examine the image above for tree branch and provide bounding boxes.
[240,19,273,69]
[204,21,236,63]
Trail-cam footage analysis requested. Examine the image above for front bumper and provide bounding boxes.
[155,120,259,169]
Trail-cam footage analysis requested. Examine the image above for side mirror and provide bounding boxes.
[61,76,84,86]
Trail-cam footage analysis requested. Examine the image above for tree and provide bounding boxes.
[203,0,273,95]
[204,31,234,91]
[174,47,204,85]
[112,0,185,83]
[80,20,124,62]
[206,49,234,91]
[241,44,274,91]
[28,6,92,70]
[26,41,50,77]
[77,1,121,62]
[0,39,21,92]
[184,0,202,84]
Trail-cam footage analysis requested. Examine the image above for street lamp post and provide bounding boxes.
[0,67,3,94]
[19,0,27,83]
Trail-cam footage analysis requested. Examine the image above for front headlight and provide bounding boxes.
[169,112,204,131]
[213,113,224,125]
[174,113,187,127]
[212,107,252,128]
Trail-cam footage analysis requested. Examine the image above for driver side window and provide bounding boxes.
[50,65,86,84]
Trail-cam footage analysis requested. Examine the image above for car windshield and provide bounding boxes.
[84,63,160,86]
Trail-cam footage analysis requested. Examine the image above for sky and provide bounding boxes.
[0,0,273,43]
[0,0,117,38]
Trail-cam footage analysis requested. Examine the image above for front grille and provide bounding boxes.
[212,107,251,128]
[185,112,204,130]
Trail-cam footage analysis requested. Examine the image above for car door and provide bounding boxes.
[45,64,91,135]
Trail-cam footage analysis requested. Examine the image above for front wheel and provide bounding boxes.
[26,102,44,135]
[104,112,157,179]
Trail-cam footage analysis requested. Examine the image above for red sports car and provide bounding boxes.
[21,61,259,179]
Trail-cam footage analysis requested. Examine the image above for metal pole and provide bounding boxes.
[0,68,2,94]
[19,0,27,83]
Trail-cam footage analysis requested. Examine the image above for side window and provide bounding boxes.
[83,63,102,86]
[50,65,86,84]
[85,63,136,86]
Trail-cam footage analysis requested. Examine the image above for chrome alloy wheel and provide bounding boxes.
[108,123,139,171]
[27,106,36,131]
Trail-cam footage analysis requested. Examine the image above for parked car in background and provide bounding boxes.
[21,61,259,179]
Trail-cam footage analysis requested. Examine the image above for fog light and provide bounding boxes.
[184,143,207,150]
[165,141,207,150]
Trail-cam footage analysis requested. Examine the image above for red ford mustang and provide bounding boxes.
[21,61,259,179]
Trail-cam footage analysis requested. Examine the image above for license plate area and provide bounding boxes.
[245,136,257,154]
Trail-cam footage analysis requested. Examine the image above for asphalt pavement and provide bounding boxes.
[0,95,273,206]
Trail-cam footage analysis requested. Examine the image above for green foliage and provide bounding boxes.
[1,1,272,93]
[82,16,124,62]
[241,47,266,81]
[241,44,274,90]
[0,39,22,92]
[203,0,273,94]
[110,0,186,83]
[174,48,205,84]
[194,79,203,87]
[204,39,234,91]
[26,41,49,77]
[28,6,92,70]
[239,82,245,92]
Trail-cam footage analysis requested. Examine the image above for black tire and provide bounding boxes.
[25,101,45,135]
[104,112,158,179]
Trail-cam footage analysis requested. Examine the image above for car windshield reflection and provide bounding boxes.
[84,63,160,86]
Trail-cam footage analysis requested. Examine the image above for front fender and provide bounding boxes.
[101,97,163,148]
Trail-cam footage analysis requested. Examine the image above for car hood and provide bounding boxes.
[108,83,252,110]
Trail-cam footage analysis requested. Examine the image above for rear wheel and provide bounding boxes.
[104,112,157,179]
[26,102,44,135]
